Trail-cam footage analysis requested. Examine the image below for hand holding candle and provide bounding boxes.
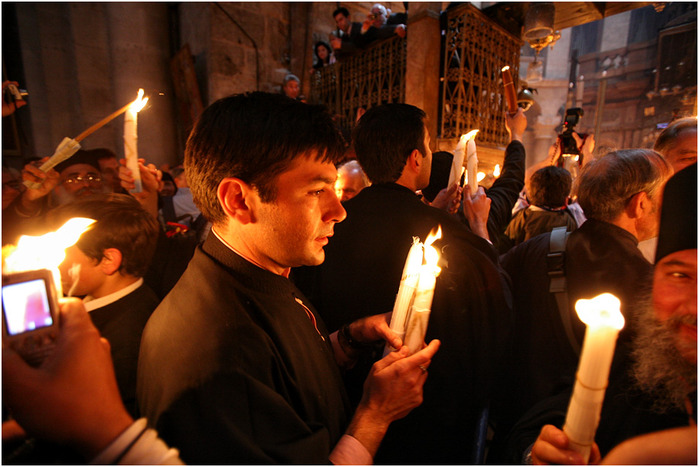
[502,66,518,115]
[563,293,625,463]
[24,92,147,189]
[123,89,149,194]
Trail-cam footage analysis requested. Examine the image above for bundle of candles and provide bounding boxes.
[25,89,149,193]
[386,226,442,355]
[451,129,479,198]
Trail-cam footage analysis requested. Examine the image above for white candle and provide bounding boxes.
[576,75,585,105]
[403,228,442,354]
[123,89,148,193]
[449,134,468,188]
[563,293,625,463]
[387,237,424,347]
[466,130,479,197]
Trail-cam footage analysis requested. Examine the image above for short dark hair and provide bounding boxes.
[47,193,159,278]
[528,166,572,209]
[333,7,350,18]
[185,92,346,225]
[653,117,697,155]
[89,148,118,162]
[314,41,332,59]
[574,149,672,222]
[352,103,427,184]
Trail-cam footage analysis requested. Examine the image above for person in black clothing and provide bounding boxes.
[294,103,512,463]
[137,92,440,464]
[512,163,697,465]
[487,149,673,461]
[48,193,160,417]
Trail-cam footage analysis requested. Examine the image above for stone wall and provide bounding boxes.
[13,3,179,168]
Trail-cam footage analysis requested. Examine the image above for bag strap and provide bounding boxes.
[547,226,581,356]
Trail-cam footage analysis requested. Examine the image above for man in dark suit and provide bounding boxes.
[49,193,160,418]
[295,103,513,463]
[330,7,363,57]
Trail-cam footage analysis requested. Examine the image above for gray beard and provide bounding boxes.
[631,297,697,414]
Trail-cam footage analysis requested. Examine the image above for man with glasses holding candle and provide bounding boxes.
[3,150,107,245]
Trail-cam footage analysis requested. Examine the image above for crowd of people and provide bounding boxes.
[1,57,697,466]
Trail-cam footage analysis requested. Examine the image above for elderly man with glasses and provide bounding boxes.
[2,149,108,245]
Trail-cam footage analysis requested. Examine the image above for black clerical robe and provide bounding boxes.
[137,234,349,464]
[488,219,653,460]
[294,182,513,464]
[88,283,159,418]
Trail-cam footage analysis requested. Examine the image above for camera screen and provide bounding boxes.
[2,279,54,335]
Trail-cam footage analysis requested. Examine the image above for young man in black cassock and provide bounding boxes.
[137,92,440,464]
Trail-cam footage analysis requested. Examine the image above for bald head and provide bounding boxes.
[654,117,697,172]
[335,160,370,202]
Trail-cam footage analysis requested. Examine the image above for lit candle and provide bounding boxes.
[123,89,149,193]
[502,66,518,115]
[466,130,479,197]
[387,237,424,349]
[403,227,442,354]
[3,218,96,297]
[576,75,584,105]
[24,98,140,189]
[563,293,625,463]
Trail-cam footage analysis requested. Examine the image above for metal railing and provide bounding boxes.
[309,35,406,138]
[440,3,522,149]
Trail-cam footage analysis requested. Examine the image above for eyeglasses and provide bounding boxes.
[63,174,102,185]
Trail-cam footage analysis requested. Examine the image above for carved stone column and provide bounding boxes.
[405,3,441,148]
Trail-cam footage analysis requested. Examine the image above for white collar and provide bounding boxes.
[83,278,144,312]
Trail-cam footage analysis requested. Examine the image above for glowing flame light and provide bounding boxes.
[129,88,149,114]
[575,293,625,330]
[493,164,501,177]
[464,129,479,142]
[423,226,442,277]
[4,218,96,296]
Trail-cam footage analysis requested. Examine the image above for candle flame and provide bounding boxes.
[130,88,149,114]
[493,164,501,177]
[424,226,442,248]
[502,65,510,72]
[575,293,625,330]
[3,218,96,274]
[423,226,442,277]
[464,129,479,142]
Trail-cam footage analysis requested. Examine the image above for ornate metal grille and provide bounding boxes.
[310,36,406,138]
[440,4,522,148]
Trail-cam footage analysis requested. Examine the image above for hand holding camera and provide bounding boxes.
[2,269,59,367]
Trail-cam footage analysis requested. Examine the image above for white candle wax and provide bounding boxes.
[467,138,478,197]
[386,239,424,353]
[563,293,624,463]
[449,134,467,188]
[123,107,142,193]
[403,264,437,354]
